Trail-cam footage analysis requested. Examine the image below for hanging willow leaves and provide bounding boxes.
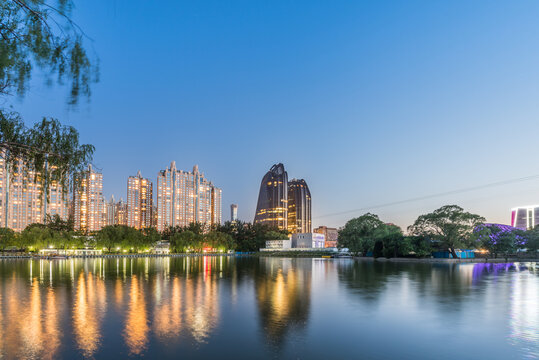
[0,110,28,169]
[0,1,97,223]
[27,117,94,201]
[0,115,94,206]
[0,0,98,104]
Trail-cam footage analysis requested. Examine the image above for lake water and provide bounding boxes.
[0,257,537,359]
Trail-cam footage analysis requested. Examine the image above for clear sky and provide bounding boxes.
[12,0,539,230]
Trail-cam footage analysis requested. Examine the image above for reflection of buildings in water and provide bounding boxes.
[472,263,515,284]
[73,272,106,358]
[187,274,219,343]
[0,277,61,359]
[255,258,312,346]
[44,287,61,358]
[472,262,538,358]
[151,256,220,344]
[115,278,124,309]
[124,275,149,356]
[508,265,538,358]
[153,276,182,339]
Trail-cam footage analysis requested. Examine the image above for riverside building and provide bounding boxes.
[73,164,105,232]
[287,179,312,234]
[0,157,69,231]
[156,162,222,232]
[511,205,539,230]
[127,171,153,229]
[117,198,127,225]
[230,204,238,222]
[313,226,339,247]
[254,163,288,230]
[106,195,117,226]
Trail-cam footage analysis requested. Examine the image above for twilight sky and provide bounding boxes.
[11,0,539,229]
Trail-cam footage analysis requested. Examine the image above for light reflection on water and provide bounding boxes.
[0,257,536,359]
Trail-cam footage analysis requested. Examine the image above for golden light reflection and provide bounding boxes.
[153,276,182,339]
[184,261,219,343]
[0,276,62,360]
[23,279,43,358]
[0,257,227,357]
[124,276,149,356]
[255,259,311,345]
[44,287,61,358]
[73,272,105,358]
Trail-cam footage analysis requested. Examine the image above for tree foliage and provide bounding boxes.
[218,220,288,252]
[408,205,485,258]
[0,0,98,103]
[95,225,155,253]
[338,213,385,255]
[0,116,94,214]
[523,226,539,254]
[0,227,16,250]
[474,224,527,259]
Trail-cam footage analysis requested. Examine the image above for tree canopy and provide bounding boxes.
[0,0,98,104]
[338,213,385,255]
[408,205,485,258]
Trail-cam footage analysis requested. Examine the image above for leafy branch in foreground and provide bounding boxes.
[0,0,98,104]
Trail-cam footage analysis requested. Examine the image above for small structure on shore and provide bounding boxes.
[39,248,102,256]
[153,241,170,254]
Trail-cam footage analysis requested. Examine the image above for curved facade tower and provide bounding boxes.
[287,179,312,234]
[254,163,288,230]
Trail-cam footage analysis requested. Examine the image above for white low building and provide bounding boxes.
[39,248,102,256]
[153,241,170,254]
[291,233,325,249]
[265,239,292,250]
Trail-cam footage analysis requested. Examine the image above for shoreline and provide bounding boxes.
[0,253,240,260]
[368,257,539,264]
[0,253,537,264]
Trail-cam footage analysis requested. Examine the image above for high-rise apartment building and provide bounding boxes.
[230,204,238,222]
[313,226,338,248]
[287,179,311,234]
[127,171,153,229]
[117,198,127,226]
[106,196,128,226]
[511,205,539,230]
[254,163,288,230]
[0,157,69,231]
[156,162,222,232]
[106,195,117,226]
[73,164,105,233]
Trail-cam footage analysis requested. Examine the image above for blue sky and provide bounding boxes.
[12,0,539,229]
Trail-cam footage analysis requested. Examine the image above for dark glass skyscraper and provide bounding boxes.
[287,179,312,234]
[254,163,288,230]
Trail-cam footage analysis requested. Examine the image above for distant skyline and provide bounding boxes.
[11,0,539,229]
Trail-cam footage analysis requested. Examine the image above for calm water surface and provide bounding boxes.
[0,257,537,359]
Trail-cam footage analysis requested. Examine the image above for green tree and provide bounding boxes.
[475,224,524,260]
[0,227,16,250]
[373,225,409,258]
[408,205,485,259]
[45,214,74,232]
[204,231,235,252]
[0,116,94,226]
[170,230,200,253]
[21,224,53,250]
[141,227,161,247]
[407,236,432,257]
[96,225,146,253]
[1,1,97,227]
[524,227,539,254]
[0,0,98,103]
[338,213,384,255]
